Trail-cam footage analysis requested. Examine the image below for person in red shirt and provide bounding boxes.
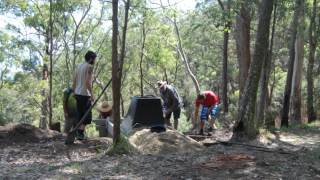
[194,91,220,135]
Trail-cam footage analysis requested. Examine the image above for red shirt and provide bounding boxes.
[195,91,219,107]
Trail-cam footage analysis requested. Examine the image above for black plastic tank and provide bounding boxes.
[121,96,165,133]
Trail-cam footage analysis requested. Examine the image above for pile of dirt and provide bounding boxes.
[0,123,63,144]
[129,128,203,154]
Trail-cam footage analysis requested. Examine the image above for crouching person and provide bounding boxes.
[63,88,78,133]
[194,91,220,135]
[96,101,113,137]
[157,80,182,130]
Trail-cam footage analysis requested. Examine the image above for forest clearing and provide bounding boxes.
[0,121,319,179]
[1,0,320,179]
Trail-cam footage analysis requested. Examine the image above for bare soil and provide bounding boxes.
[129,128,203,154]
[0,123,319,179]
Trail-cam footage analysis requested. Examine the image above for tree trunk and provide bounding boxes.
[139,18,146,97]
[280,0,303,128]
[112,0,129,143]
[219,0,231,113]
[307,0,317,123]
[290,33,304,124]
[48,0,53,128]
[121,94,125,117]
[222,23,230,113]
[256,0,278,127]
[268,68,276,107]
[234,0,274,138]
[222,30,229,113]
[112,0,120,143]
[40,64,49,129]
[235,1,251,100]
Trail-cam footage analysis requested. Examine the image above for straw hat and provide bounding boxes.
[97,101,112,112]
[157,80,167,89]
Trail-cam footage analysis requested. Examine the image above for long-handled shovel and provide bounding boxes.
[65,78,112,145]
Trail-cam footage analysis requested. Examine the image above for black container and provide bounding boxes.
[121,96,165,133]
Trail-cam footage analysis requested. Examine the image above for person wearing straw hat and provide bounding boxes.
[97,101,112,120]
[95,101,112,137]
[157,80,182,130]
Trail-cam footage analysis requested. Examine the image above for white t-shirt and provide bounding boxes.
[74,62,93,96]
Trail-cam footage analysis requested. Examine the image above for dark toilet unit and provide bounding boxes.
[121,96,165,134]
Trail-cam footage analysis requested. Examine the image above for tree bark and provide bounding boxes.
[40,64,49,129]
[139,18,146,97]
[219,0,231,113]
[112,0,120,143]
[290,38,303,124]
[234,0,274,138]
[256,0,278,127]
[281,0,303,128]
[290,29,304,124]
[48,0,53,128]
[307,0,317,122]
[235,2,251,99]
[112,0,130,143]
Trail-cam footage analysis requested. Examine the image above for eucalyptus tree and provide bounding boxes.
[281,0,304,127]
[307,0,317,122]
[235,0,274,138]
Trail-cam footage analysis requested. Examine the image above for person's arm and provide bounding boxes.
[86,66,94,100]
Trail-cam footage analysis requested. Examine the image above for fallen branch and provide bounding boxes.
[203,140,293,155]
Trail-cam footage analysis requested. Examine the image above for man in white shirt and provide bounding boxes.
[72,51,96,140]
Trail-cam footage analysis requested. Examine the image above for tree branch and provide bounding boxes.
[217,0,225,11]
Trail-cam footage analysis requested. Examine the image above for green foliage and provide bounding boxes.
[0,75,41,125]
[177,111,192,133]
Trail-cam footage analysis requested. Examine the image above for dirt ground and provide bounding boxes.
[0,123,319,180]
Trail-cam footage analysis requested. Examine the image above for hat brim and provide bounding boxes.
[157,81,167,89]
[97,106,112,113]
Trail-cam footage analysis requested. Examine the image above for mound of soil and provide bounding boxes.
[129,128,203,154]
[0,123,63,144]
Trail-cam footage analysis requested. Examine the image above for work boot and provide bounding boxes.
[198,129,204,136]
[208,127,213,132]
[76,129,87,141]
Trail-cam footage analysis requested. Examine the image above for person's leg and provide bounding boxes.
[75,95,85,128]
[209,105,219,130]
[199,106,208,135]
[173,108,181,130]
[80,96,92,138]
[208,118,216,131]
[165,112,172,127]
[76,96,91,140]
[75,95,84,140]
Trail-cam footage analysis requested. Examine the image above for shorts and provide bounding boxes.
[164,107,181,120]
[75,95,92,125]
[200,104,219,121]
